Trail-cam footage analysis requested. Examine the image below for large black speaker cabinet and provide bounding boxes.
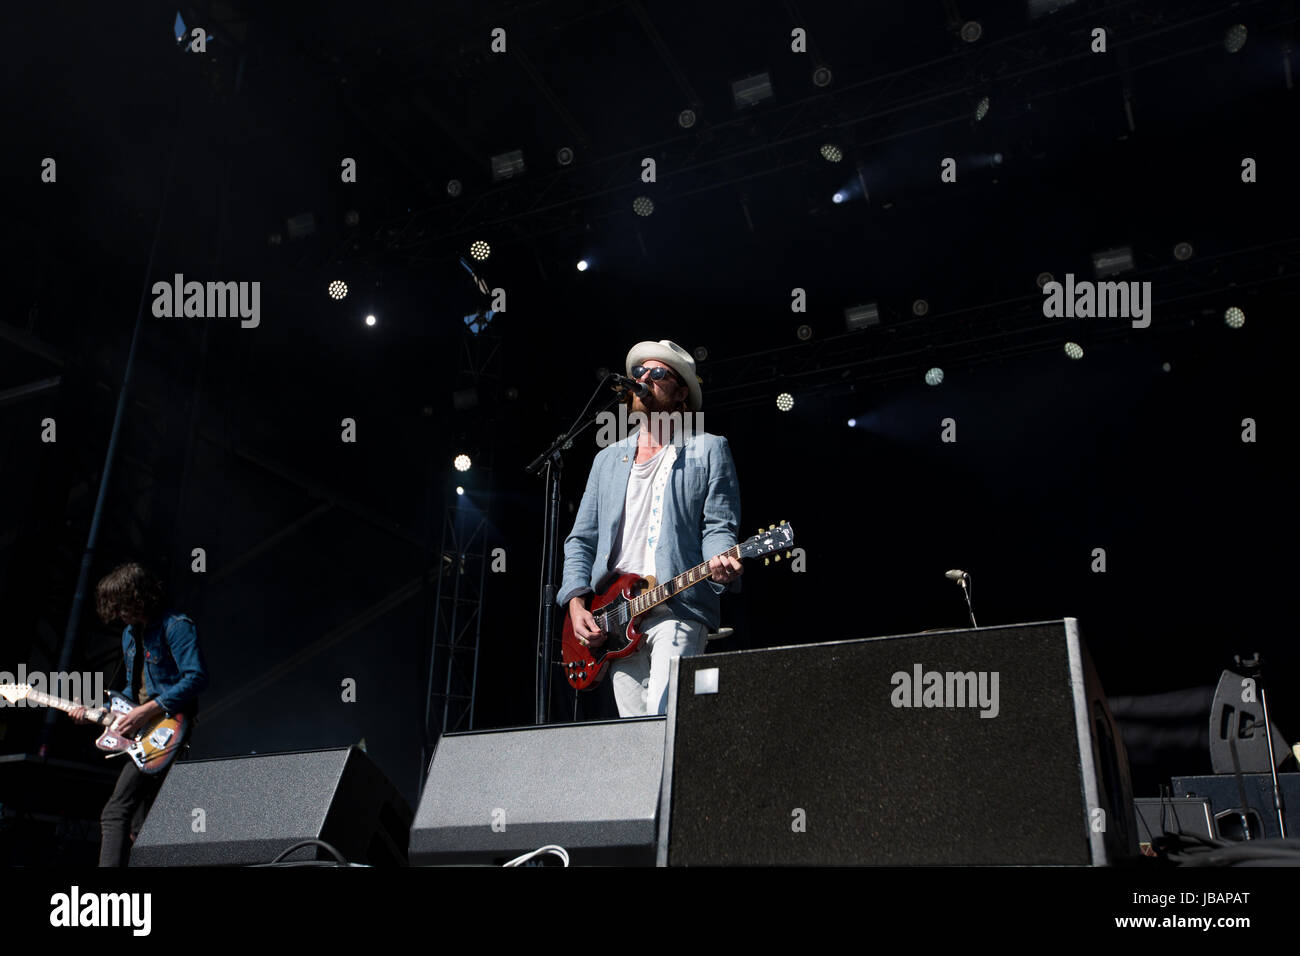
[659,618,1137,865]
[131,746,412,866]
[410,717,666,866]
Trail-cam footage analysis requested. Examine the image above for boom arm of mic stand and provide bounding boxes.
[527,382,629,724]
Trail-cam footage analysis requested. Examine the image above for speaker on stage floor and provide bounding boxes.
[410,717,666,866]
[659,617,1137,865]
[130,746,411,866]
[1172,772,1300,840]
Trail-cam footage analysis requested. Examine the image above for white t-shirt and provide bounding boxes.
[610,443,679,583]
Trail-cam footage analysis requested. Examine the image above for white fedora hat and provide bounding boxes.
[625,339,702,411]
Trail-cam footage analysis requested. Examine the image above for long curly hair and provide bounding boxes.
[96,562,166,625]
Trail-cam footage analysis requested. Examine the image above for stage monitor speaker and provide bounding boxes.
[1133,797,1214,852]
[1171,772,1300,840]
[410,717,665,866]
[130,746,412,866]
[660,618,1137,865]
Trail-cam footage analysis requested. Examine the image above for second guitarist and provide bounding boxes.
[70,562,208,866]
[560,339,742,717]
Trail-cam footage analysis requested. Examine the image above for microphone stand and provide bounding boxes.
[525,375,630,725]
[959,574,977,628]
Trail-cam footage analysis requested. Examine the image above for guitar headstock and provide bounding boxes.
[0,683,33,705]
[739,521,794,561]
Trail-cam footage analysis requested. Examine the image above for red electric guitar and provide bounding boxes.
[561,521,794,690]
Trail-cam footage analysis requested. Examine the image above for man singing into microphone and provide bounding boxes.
[560,339,742,717]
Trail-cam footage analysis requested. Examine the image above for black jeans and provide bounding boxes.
[99,757,173,867]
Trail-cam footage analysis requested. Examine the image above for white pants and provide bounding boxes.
[609,609,708,717]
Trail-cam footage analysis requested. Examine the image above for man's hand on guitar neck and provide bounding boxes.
[568,596,606,648]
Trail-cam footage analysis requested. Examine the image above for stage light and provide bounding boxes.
[960,21,982,43]
[344,209,360,227]
[447,179,463,197]
[1092,246,1134,278]
[268,232,283,247]
[556,146,575,166]
[820,144,843,163]
[1173,242,1194,261]
[845,303,880,331]
[491,150,526,182]
[470,240,491,261]
[633,196,655,216]
[1224,307,1245,328]
[329,280,348,300]
[1036,271,1054,289]
[576,259,589,272]
[847,418,857,428]
[694,346,708,361]
[832,191,846,204]
[1225,25,1247,54]
[365,314,376,326]
[454,454,472,472]
[974,97,990,122]
[286,212,316,240]
[732,73,773,109]
[992,152,1003,165]
[812,65,832,87]
[925,367,944,386]
[797,325,812,341]
[1064,342,1084,359]
[912,299,929,317]
[456,486,464,496]
[776,393,794,412]
[678,108,697,128]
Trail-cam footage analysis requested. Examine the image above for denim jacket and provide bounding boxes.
[559,431,741,630]
[120,612,209,715]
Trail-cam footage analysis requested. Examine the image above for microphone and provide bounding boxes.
[945,569,969,583]
[610,373,648,397]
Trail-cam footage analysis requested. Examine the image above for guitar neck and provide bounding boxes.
[628,544,741,617]
[18,689,112,725]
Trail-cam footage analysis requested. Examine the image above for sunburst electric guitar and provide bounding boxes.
[561,522,794,690]
[0,683,189,774]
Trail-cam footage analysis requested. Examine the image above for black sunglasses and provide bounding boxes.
[632,365,683,384]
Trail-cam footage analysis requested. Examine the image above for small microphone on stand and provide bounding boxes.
[945,569,977,628]
[609,373,648,397]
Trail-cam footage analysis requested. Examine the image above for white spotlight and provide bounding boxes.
[820,144,843,163]
[832,191,846,204]
[454,454,472,472]
[633,196,655,216]
[456,486,465,496]
[776,393,794,412]
[576,259,589,272]
[1225,25,1248,54]
[974,97,990,122]
[1224,307,1245,328]
[1064,342,1084,360]
[925,367,944,386]
[365,314,376,326]
[328,280,348,300]
[847,418,857,428]
[470,240,491,261]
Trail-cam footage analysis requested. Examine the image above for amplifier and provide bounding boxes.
[660,618,1136,865]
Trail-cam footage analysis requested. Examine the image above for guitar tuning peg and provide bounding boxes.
[785,550,792,558]
[774,554,781,562]
[768,524,774,531]
[780,519,787,525]
[764,558,770,566]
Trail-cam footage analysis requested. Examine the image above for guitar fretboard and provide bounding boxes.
[1,687,111,725]
[627,544,741,617]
